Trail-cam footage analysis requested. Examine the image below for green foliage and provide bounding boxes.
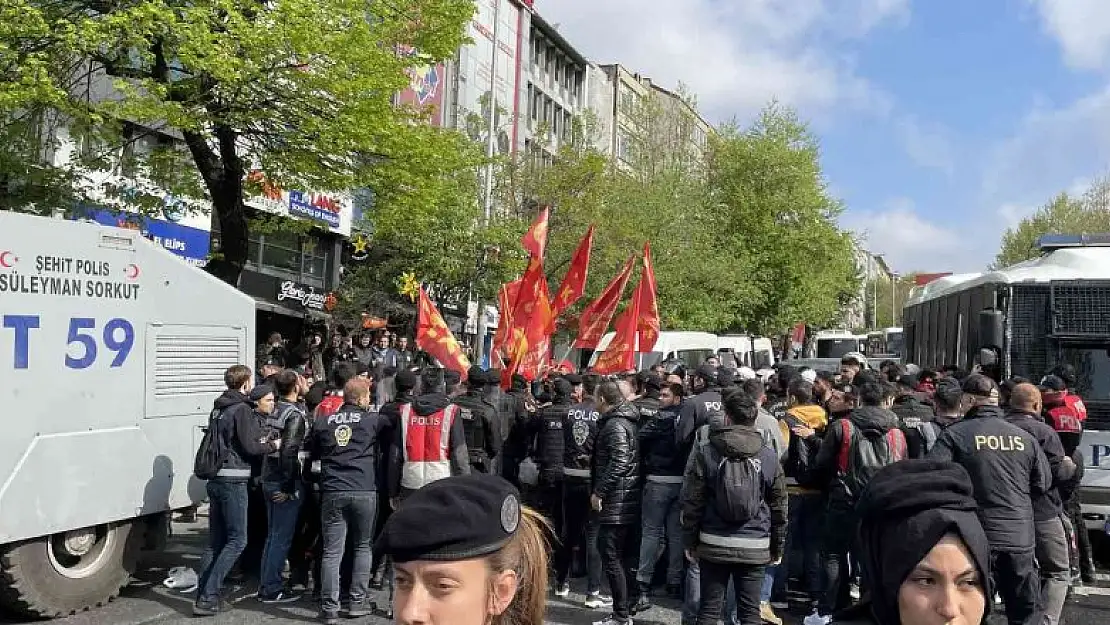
[3,0,478,284]
[865,274,916,329]
[994,181,1110,269]
[498,95,859,336]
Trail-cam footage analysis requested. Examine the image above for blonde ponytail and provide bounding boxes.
[489,506,553,625]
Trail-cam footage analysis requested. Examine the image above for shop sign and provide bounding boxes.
[277,280,329,311]
[245,171,353,236]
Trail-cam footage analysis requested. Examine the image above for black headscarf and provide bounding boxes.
[855,459,992,625]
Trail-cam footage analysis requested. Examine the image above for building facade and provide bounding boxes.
[522,12,589,161]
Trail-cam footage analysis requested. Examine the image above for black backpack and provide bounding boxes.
[836,419,906,499]
[701,432,764,524]
[194,408,228,480]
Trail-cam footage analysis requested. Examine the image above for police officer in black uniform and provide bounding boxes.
[306,377,392,623]
[553,374,606,603]
[633,372,661,420]
[452,367,499,473]
[530,377,571,532]
[676,364,725,456]
[928,374,1051,625]
[498,374,533,486]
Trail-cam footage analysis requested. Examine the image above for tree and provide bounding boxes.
[867,274,917,329]
[994,179,1110,269]
[710,103,859,335]
[3,0,477,285]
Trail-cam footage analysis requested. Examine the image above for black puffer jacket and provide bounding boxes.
[892,392,935,428]
[592,401,641,525]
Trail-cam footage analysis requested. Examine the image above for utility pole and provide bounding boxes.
[473,0,501,368]
[891,272,898,327]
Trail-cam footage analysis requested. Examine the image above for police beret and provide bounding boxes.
[467,366,488,386]
[395,370,417,392]
[1040,375,1066,392]
[443,369,462,388]
[249,384,275,402]
[376,474,522,563]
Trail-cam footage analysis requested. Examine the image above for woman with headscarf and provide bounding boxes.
[826,459,991,625]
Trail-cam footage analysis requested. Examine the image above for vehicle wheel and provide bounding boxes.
[0,521,139,618]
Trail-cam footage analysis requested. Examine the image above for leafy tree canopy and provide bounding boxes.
[994,178,1110,269]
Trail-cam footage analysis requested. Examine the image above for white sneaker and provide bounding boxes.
[554,583,570,598]
[803,610,832,625]
[1073,583,1090,597]
[585,593,614,609]
[591,615,631,625]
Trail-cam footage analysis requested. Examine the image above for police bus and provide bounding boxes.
[902,234,1110,532]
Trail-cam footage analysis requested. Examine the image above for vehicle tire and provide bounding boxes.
[0,521,139,618]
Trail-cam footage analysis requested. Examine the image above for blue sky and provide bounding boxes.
[539,0,1110,274]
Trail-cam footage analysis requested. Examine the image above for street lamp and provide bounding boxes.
[891,271,899,327]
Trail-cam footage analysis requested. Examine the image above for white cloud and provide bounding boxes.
[535,0,909,123]
[840,198,976,273]
[896,116,956,176]
[1033,0,1110,70]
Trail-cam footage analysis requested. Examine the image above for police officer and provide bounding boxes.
[633,372,662,420]
[530,377,572,532]
[553,374,607,607]
[452,367,499,473]
[498,374,533,486]
[676,364,725,456]
[306,377,392,623]
[375,474,549,625]
[928,374,1050,625]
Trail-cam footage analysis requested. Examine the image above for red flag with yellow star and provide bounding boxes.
[416,286,471,378]
[521,206,550,260]
[636,242,660,352]
[573,255,635,349]
[592,291,640,374]
[517,276,556,380]
[552,225,594,318]
[491,279,522,366]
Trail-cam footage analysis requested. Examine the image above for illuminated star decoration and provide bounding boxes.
[350,234,369,261]
[398,272,421,302]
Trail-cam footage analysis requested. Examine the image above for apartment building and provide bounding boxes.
[522,11,590,162]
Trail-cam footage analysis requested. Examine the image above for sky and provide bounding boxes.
[536,0,1110,274]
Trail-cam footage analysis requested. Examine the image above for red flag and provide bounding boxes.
[635,242,660,352]
[573,255,635,349]
[521,206,550,260]
[491,279,522,365]
[592,293,640,374]
[517,278,555,380]
[504,255,548,380]
[416,287,471,378]
[552,225,594,318]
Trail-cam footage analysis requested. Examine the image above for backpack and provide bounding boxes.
[194,408,228,480]
[911,421,940,455]
[836,419,906,499]
[701,437,765,525]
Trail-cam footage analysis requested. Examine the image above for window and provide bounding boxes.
[1058,345,1110,400]
[245,229,331,288]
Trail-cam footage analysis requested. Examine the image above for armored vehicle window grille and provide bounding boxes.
[155,335,240,397]
[1050,283,1110,336]
[1008,285,1050,381]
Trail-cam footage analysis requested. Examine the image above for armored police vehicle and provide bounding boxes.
[903,234,1110,532]
[0,211,254,617]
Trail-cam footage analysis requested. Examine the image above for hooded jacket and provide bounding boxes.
[813,405,903,511]
[592,401,641,525]
[681,424,787,565]
[1004,408,1073,521]
[927,404,1051,551]
[891,392,935,428]
[212,389,276,480]
[387,392,470,497]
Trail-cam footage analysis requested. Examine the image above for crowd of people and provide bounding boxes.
[190,342,1097,625]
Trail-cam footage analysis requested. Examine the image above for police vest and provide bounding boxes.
[399,404,459,490]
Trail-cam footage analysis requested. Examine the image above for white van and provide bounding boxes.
[587,331,718,371]
[717,335,776,370]
[807,329,866,359]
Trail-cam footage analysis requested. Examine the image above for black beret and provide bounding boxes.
[467,366,488,386]
[1040,374,1066,392]
[395,370,417,392]
[249,384,275,402]
[443,369,462,388]
[564,373,583,386]
[376,474,522,563]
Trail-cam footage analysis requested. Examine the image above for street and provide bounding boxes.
[2,516,1109,625]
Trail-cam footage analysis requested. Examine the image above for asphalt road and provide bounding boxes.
[7,516,1110,625]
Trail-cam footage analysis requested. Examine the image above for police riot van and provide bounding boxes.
[902,234,1110,533]
[0,211,254,616]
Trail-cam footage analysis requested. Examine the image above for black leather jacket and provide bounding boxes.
[592,401,641,525]
[262,399,309,494]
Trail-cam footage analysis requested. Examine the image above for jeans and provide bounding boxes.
[259,482,305,597]
[761,565,776,602]
[637,479,684,587]
[820,509,855,615]
[598,524,638,618]
[1035,517,1070,625]
[533,477,563,539]
[775,492,823,602]
[196,480,249,606]
[696,560,764,625]
[554,480,603,593]
[992,549,1042,625]
[683,560,737,625]
[320,492,377,614]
